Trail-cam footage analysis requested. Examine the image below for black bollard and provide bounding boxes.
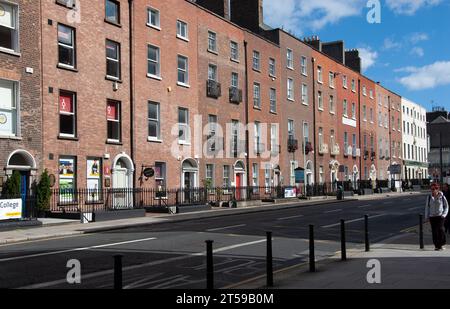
[341,219,347,261]
[309,225,315,272]
[206,240,214,290]
[419,214,424,249]
[114,254,123,290]
[266,232,273,287]
[365,215,370,252]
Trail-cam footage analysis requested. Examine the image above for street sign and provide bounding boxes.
[0,199,22,221]
[143,168,155,178]
[389,165,402,175]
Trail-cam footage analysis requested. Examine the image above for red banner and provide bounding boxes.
[59,95,73,113]
[107,103,117,120]
[104,165,111,176]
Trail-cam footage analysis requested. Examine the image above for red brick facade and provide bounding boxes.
[0,0,42,192]
[1,0,413,195]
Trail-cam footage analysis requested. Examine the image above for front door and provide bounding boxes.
[113,169,130,209]
[20,171,28,217]
[235,173,241,200]
[184,172,192,203]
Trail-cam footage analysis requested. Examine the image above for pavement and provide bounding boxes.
[227,223,450,289]
[0,191,424,245]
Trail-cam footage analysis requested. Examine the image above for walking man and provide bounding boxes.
[425,183,449,250]
[443,183,450,234]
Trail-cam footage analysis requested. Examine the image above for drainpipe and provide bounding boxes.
[311,57,317,183]
[243,41,250,192]
[128,0,135,187]
[358,79,362,183]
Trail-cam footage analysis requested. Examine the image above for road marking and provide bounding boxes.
[321,214,387,228]
[20,238,267,289]
[408,206,423,211]
[277,215,304,221]
[0,237,157,263]
[206,224,246,232]
[358,204,372,208]
[324,209,342,214]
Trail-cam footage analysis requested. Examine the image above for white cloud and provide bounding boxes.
[263,0,366,34]
[358,47,378,72]
[397,61,450,90]
[409,32,429,44]
[410,47,425,57]
[382,38,402,50]
[386,0,443,15]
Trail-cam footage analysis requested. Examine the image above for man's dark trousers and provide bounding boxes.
[430,216,446,249]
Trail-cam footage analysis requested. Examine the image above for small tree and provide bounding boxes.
[2,171,21,197]
[37,169,52,211]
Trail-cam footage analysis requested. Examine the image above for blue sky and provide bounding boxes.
[263,0,450,112]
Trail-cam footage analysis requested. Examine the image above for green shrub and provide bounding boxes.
[2,171,21,197]
[37,169,52,211]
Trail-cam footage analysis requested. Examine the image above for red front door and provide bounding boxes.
[235,174,241,200]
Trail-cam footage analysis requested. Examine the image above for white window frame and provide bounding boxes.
[107,100,121,142]
[178,107,190,144]
[0,1,19,53]
[0,79,19,137]
[176,20,188,41]
[147,7,161,30]
[253,83,261,108]
[302,83,308,106]
[287,78,294,101]
[253,50,260,71]
[269,58,276,77]
[230,41,239,61]
[59,90,76,138]
[317,66,323,83]
[106,40,120,80]
[301,56,307,75]
[148,101,160,141]
[147,44,160,79]
[208,31,217,53]
[318,91,323,110]
[57,24,75,69]
[177,55,189,86]
[270,88,277,113]
[287,48,293,69]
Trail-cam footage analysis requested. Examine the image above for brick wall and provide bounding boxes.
[0,0,42,187]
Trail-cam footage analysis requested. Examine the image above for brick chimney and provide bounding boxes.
[195,0,231,20]
[345,49,362,73]
[229,0,264,33]
[303,36,322,51]
[322,41,345,64]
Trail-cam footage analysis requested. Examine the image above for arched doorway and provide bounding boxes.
[181,158,199,204]
[112,153,134,209]
[352,165,359,189]
[6,150,37,207]
[329,160,340,191]
[234,160,246,200]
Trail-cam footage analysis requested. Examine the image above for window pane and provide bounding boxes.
[106,0,119,23]
[0,27,13,50]
[106,41,118,59]
[58,45,74,66]
[58,25,73,45]
[108,121,120,140]
[107,59,119,77]
[148,121,158,138]
[148,103,158,120]
[60,114,74,135]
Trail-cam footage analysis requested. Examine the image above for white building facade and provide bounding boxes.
[401,98,428,180]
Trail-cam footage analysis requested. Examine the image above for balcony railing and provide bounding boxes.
[229,87,243,104]
[288,138,298,153]
[207,80,221,99]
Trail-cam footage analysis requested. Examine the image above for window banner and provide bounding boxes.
[0,3,14,28]
[0,199,22,221]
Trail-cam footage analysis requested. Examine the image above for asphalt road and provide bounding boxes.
[0,194,427,289]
